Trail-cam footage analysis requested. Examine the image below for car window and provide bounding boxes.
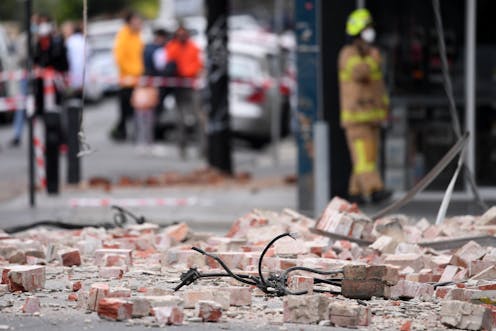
[229,54,264,80]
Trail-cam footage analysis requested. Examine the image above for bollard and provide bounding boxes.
[44,112,60,195]
[66,98,81,184]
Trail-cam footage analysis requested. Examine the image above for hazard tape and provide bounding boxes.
[68,197,213,208]
[0,68,202,88]
[0,96,26,112]
[33,118,47,190]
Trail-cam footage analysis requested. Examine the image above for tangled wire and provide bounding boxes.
[174,232,343,296]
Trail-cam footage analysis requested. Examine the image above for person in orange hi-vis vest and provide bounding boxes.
[112,12,144,141]
[166,26,203,158]
[338,8,392,205]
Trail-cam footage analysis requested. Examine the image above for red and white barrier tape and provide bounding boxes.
[0,68,202,88]
[33,118,47,190]
[0,96,26,112]
[69,197,212,208]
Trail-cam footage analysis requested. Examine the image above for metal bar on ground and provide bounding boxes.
[372,133,469,219]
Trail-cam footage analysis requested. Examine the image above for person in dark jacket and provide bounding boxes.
[143,28,171,121]
[33,14,68,115]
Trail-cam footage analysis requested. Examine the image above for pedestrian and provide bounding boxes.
[143,28,172,128]
[61,21,87,97]
[112,11,144,141]
[9,14,41,147]
[338,8,392,204]
[33,15,68,194]
[33,14,68,115]
[165,25,203,158]
[131,82,159,154]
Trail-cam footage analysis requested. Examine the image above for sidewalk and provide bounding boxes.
[0,97,297,232]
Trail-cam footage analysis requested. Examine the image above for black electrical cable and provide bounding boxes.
[2,205,173,234]
[257,232,296,289]
[176,233,346,297]
[191,247,259,286]
[3,220,117,234]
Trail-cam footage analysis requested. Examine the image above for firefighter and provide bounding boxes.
[338,8,392,204]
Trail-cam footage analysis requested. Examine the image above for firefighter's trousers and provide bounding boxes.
[344,124,384,196]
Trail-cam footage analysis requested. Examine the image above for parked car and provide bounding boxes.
[85,50,119,101]
[229,42,284,146]
[0,25,17,124]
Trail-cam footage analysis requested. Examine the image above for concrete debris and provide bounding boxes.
[0,198,494,330]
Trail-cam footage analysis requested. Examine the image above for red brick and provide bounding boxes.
[88,283,109,311]
[108,287,131,298]
[471,265,496,281]
[99,267,124,279]
[328,301,370,327]
[476,206,496,226]
[95,249,132,267]
[469,260,494,277]
[342,279,386,299]
[22,296,40,314]
[440,300,493,330]
[97,298,133,321]
[58,249,81,267]
[369,235,397,254]
[400,320,412,331]
[450,241,486,268]
[182,288,230,309]
[288,275,314,294]
[163,249,206,268]
[3,265,45,292]
[152,306,184,326]
[72,281,82,292]
[385,280,434,300]
[384,253,424,272]
[225,286,251,306]
[68,293,78,301]
[26,256,45,265]
[206,252,247,270]
[164,223,189,244]
[130,297,152,317]
[439,265,460,283]
[283,294,329,324]
[195,300,222,322]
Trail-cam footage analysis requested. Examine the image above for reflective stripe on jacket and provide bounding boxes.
[338,44,389,127]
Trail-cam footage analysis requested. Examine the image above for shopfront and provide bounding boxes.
[363,0,496,198]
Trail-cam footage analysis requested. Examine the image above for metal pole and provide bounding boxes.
[24,0,35,207]
[270,0,284,165]
[357,0,366,9]
[313,122,329,216]
[465,0,476,188]
[206,0,232,174]
[295,0,319,214]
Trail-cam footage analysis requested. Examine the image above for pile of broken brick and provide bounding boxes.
[0,197,495,330]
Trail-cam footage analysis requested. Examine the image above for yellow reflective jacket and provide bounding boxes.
[113,26,144,87]
[338,44,389,128]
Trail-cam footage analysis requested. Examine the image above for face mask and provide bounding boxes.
[38,23,52,36]
[361,28,376,44]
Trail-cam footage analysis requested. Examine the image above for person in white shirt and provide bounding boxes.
[61,21,88,94]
